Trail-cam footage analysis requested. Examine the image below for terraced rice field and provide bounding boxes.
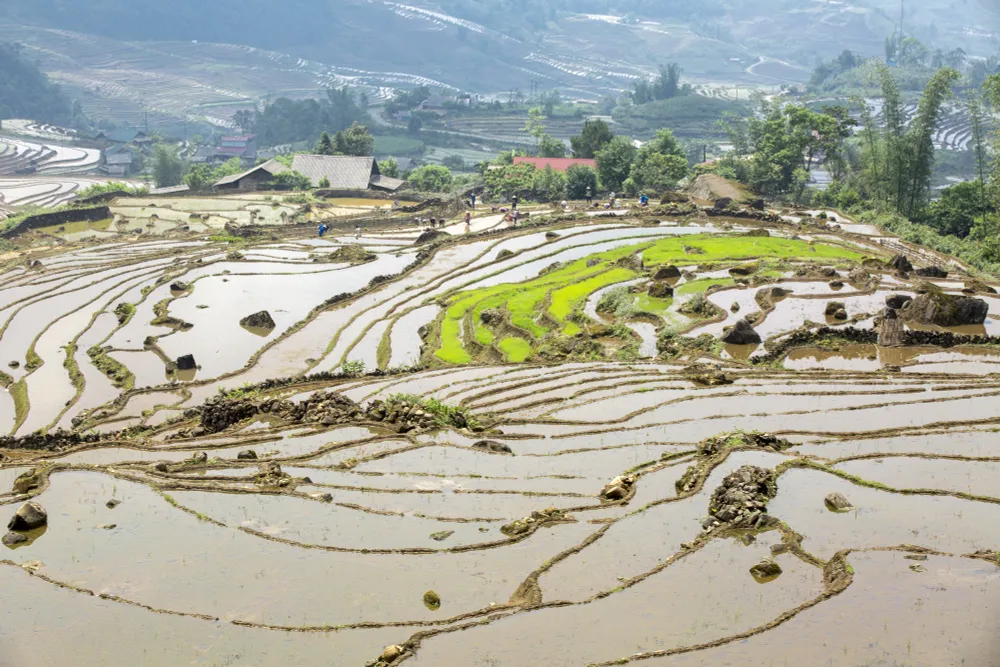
[1,204,998,665]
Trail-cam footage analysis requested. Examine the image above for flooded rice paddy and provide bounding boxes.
[1,211,998,665]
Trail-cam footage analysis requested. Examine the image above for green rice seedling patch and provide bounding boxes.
[498,337,533,362]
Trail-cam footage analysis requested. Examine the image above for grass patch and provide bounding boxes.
[10,379,28,429]
[498,337,533,362]
[642,236,862,265]
[24,346,43,372]
[87,346,135,390]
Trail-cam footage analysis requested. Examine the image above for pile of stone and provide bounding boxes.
[254,461,293,488]
[364,397,440,433]
[706,466,778,530]
[697,431,791,458]
[501,507,568,537]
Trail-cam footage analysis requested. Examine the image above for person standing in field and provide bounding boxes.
[470,193,477,209]
[511,194,518,210]
[355,225,362,239]
[585,186,592,205]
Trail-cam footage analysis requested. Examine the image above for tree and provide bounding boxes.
[532,166,566,202]
[152,144,184,188]
[316,131,335,155]
[379,157,400,178]
[232,109,256,134]
[407,165,453,192]
[318,176,331,188]
[523,106,547,146]
[269,170,312,191]
[571,119,614,159]
[902,67,960,218]
[924,181,988,238]
[213,157,245,179]
[483,163,537,201]
[537,134,566,158]
[408,115,423,135]
[566,164,598,199]
[335,122,374,156]
[595,136,637,191]
[627,129,688,193]
[183,164,214,191]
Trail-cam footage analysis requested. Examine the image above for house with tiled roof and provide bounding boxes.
[291,155,406,192]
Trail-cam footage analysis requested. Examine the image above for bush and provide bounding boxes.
[408,165,453,192]
[76,181,148,199]
[566,164,598,199]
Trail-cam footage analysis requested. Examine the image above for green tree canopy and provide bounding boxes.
[152,144,184,188]
[537,134,567,158]
[595,136,638,191]
[408,165,453,192]
[335,122,375,157]
[565,164,598,199]
[379,157,400,178]
[570,119,614,159]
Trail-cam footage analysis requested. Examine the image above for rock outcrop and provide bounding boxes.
[600,475,636,501]
[901,292,988,327]
[648,282,674,299]
[8,502,47,531]
[707,466,777,529]
[824,492,854,511]
[915,266,948,278]
[885,294,913,309]
[889,254,914,273]
[720,319,762,345]
[240,311,276,330]
[878,308,906,347]
[653,265,681,280]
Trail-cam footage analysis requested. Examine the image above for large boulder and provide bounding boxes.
[824,301,846,317]
[8,502,47,531]
[708,466,777,529]
[824,492,854,511]
[889,254,914,273]
[648,282,674,299]
[965,280,998,295]
[915,266,948,278]
[176,354,197,371]
[240,311,276,330]
[720,319,762,345]
[878,308,906,347]
[902,292,989,327]
[480,309,504,326]
[652,265,681,281]
[885,294,913,310]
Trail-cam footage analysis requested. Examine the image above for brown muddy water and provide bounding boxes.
[1,221,999,665]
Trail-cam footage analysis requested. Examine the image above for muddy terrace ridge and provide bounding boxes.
[0,198,998,665]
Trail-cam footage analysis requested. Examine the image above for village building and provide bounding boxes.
[213,158,287,191]
[291,155,406,192]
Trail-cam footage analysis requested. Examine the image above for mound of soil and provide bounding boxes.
[328,245,377,264]
[414,229,448,245]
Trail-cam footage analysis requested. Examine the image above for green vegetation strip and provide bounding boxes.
[434,235,862,365]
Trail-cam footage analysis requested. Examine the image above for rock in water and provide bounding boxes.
[885,294,913,309]
[239,311,276,330]
[915,266,948,278]
[237,450,258,460]
[720,319,761,345]
[648,282,674,299]
[430,530,454,542]
[176,354,197,371]
[479,309,503,325]
[902,292,988,327]
[8,502,47,531]
[380,645,403,662]
[653,265,681,281]
[545,231,560,240]
[824,492,854,511]
[600,475,636,501]
[106,499,121,509]
[889,254,914,273]
[878,309,906,347]
[749,560,783,582]
[2,531,27,547]
[824,301,846,317]
[170,281,190,292]
[423,590,442,610]
[472,440,513,455]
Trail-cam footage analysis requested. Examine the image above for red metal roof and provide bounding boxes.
[512,157,597,172]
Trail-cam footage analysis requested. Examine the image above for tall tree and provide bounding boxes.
[966,91,990,216]
[903,67,960,218]
[335,122,374,157]
[537,134,566,158]
[595,136,638,191]
[316,131,335,155]
[152,144,184,188]
[570,119,614,159]
[627,129,688,193]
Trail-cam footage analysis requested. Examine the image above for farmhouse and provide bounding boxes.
[291,155,406,192]
[213,158,287,191]
[512,157,597,172]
